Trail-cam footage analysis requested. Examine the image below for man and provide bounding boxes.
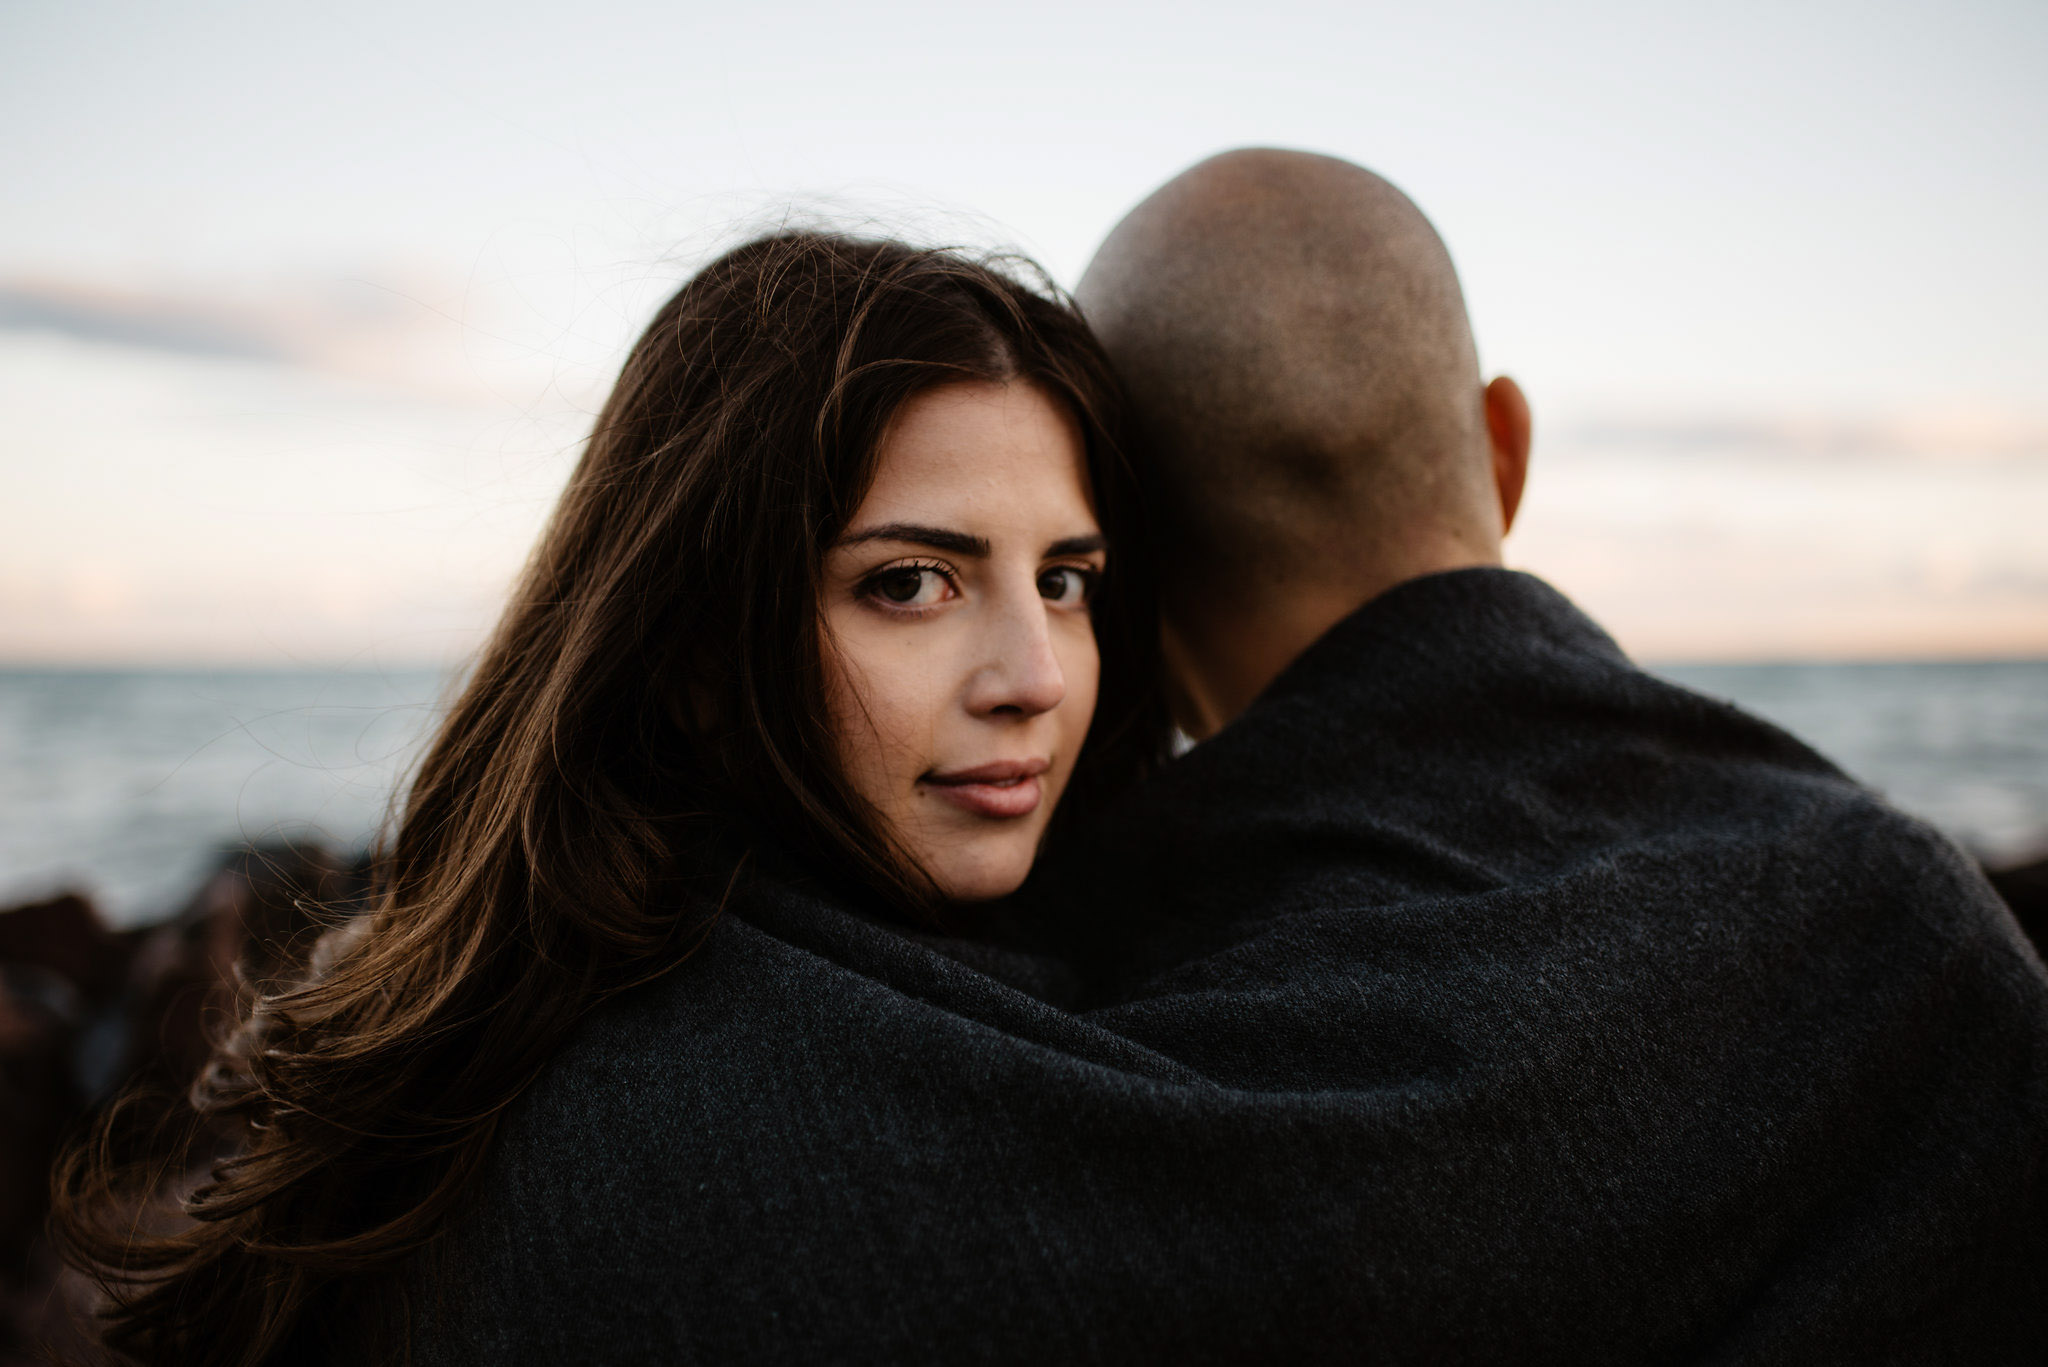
[1078,148,1531,745]
[1050,148,2048,1358]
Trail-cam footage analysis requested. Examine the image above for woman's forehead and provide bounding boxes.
[856,380,1097,538]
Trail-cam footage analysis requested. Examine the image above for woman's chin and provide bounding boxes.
[922,841,1038,905]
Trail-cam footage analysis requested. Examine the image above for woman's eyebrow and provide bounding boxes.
[839,523,990,557]
[836,524,1108,558]
[1047,533,1107,557]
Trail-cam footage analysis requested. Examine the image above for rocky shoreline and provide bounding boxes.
[0,843,372,1360]
[1,843,2044,1358]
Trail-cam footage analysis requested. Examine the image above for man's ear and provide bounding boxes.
[1484,376,1532,536]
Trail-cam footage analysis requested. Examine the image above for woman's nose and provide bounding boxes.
[965,598,1067,719]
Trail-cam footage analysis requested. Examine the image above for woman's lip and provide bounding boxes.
[920,758,1050,820]
[924,757,1051,785]
[924,774,1043,820]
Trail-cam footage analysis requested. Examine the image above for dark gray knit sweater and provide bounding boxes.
[404,569,2048,1365]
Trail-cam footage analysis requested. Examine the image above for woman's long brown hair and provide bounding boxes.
[50,231,1165,1365]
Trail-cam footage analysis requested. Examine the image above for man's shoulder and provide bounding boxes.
[1224,567,1832,771]
[1086,569,1860,897]
[1044,567,2045,1012]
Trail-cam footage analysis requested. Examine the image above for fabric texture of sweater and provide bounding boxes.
[403,568,2048,1365]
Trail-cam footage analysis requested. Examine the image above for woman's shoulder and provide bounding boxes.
[402,870,1151,1363]
[509,892,812,1120]
[493,867,1078,1151]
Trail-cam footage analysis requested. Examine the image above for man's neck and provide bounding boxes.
[1164,547,1500,740]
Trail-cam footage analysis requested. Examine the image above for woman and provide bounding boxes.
[55,231,1167,1364]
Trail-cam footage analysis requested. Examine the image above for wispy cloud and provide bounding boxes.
[0,282,290,362]
[0,273,559,404]
[1557,411,2048,461]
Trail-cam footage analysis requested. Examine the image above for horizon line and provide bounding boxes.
[5,650,2048,674]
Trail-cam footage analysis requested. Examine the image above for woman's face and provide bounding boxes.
[820,379,1105,903]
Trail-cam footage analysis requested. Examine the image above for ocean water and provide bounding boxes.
[2,661,2045,927]
[0,668,447,926]
[1658,659,2048,867]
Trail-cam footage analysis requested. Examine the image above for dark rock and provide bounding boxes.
[0,902,108,1363]
[0,842,373,1361]
[0,966,80,1295]
[0,894,130,1006]
[120,842,371,1119]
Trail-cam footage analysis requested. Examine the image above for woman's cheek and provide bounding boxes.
[853,630,947,786]
[820,626,896,802]
[1060,621,1102,749]
[1064,618,1097,721]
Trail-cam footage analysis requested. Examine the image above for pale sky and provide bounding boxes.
[3,0,2045,664]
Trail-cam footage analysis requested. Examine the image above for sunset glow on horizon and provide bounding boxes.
[4,0,2044,666]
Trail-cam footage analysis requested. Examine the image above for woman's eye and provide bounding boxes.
[867,566,951,608]
[1037,566,1095,606]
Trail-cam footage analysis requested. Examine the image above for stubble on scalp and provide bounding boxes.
[1077,148,1491,608]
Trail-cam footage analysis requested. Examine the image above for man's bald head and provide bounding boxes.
[1079,149,1502,609]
